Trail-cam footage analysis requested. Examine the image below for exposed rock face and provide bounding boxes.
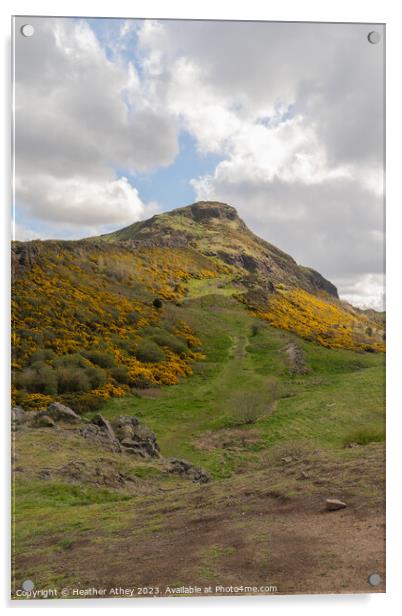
[302,267,339,298]
[11,242,41,277]
[184,201,240,223]
[113,416,160,459]
[80,414,160,458]
[14,406,208,483]
[80,414,122,452]
[165,458,210,484]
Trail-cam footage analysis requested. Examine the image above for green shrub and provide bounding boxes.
[15,363,58,395]
[229,379,279,426]
[82,350,116,368]
[135,340,166,363]
[111,366,129,384]
[29,349,56,364]
[56,367,91,393]
[53,353,89,369]
[128,373,154,388]
[59,392,106,414]
[151,331,188,355]
[84,366,107,388]
[229,391,266,425]
[111,336,136,355]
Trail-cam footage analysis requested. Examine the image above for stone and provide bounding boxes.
[33,413,55,428]
[92,414,117,442]
[325,498,347,511]
[120,433,160,458]
[12,406,26,424]
[47,402,80,423]
[112,416,160,458]
[165,458,210,484]
[11,406,28,431]
[80,415,121,452]
[112,415,140,441]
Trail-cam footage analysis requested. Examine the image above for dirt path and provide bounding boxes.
[17,462,384,596]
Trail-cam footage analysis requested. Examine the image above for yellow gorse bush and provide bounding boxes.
[12,242,215,408]
[256,288,385,352]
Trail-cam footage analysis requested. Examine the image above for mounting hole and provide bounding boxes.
[20,24,34,37]
[22,579,34,591]
[367,31,381,45]
[368,573,381,586]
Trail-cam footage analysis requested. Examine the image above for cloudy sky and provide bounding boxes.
[14,17,385,309]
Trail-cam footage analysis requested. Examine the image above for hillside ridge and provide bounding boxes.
[96,201,339,299]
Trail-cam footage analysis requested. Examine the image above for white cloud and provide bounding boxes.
[14,17,385,309]
[338,274,385,311]
[16,175,147,229]
[14,16,178,234]
[133,19,384,308]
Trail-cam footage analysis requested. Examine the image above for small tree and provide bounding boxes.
[230,391,266,425]
[230,378,280,426]
[135,340,166,363]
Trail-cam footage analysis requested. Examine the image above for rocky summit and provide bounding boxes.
[97,201,339,298]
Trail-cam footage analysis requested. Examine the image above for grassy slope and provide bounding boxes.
[13,288,385,595]
[99,293,384,478]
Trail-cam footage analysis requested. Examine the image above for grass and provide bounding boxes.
[96,294,384,479]
[342,425,385,447]
[12,291,385,596]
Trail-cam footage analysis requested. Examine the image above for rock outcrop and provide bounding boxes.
[80,414,160,459]
[13,406,209,484]
[165,458,210,484]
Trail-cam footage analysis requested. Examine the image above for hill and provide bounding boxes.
[12,201,384,412]
[11,201,385,597]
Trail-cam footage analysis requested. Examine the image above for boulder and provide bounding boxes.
[325,498,347,511]
[120,432,160,459]
[33,413,55,428]
[11,406,28,430]
[110,416,160,458]
[47,402,80,423]
[112,415,140,441]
